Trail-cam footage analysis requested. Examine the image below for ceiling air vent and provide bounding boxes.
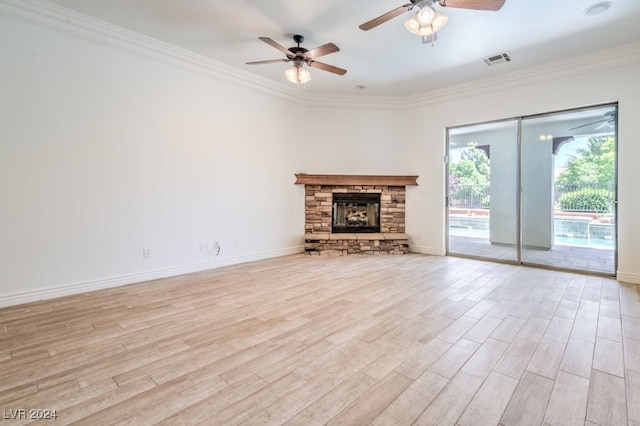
[483,52,511,66]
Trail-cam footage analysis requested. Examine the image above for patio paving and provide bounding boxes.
[448,234,615,275]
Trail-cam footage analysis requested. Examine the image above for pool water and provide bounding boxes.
[450,224,615,250]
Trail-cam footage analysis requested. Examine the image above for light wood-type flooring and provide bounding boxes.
[1,254,639,425]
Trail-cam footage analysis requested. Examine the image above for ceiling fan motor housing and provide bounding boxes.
[289,35,309,60]
[289,47,308,58]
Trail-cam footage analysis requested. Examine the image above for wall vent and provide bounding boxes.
[483,52,511,66]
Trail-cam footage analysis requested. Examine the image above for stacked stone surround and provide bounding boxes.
[303,232,410,256]
[296,174,418,255]
[304,185,406,234]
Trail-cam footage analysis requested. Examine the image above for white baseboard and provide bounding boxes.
[617,271,640,285]
[0,246,304,308]
[409,245,445,256]
[3,247,633,308]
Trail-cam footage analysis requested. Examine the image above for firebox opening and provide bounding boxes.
[332,193,381,233]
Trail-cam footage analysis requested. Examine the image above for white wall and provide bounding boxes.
[0,13,306,305]
[405,47,640,283]
[2,4,639,307]
[301,103,407,175]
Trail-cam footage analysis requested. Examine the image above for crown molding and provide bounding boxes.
[3,0,639,110]
[0,0,311,104]
[0,0,408,109]
[405,41,640,108]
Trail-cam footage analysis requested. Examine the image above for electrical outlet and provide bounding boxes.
[210,241,220,257]
[142,248,151,259]
[199,242,208,251]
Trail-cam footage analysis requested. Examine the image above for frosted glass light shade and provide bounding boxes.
[285,64,311,85]
[404,8,448,37]
[416,6,436,25]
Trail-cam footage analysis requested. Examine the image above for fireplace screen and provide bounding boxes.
[332,193,381,233]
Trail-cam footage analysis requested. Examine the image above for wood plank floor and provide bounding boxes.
[1,254,639,425]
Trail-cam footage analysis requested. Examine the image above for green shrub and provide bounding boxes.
[558,189,612,212]
[482,195,490,209]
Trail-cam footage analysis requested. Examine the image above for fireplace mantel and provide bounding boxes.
[295,173,418,187]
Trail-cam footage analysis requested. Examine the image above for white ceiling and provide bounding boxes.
[43,0,640,97]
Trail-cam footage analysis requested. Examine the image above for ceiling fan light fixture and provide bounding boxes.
[416,23,436,36]
[416,6,436,25]
[285,62,311,86]
[430,13,448,32]
[417,25,435,36]
[404,16,420,34]
[405,8,448,38]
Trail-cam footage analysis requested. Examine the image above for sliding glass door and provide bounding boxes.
[520,105,617,274]
[447,104,617,275]
[447,120,519,262]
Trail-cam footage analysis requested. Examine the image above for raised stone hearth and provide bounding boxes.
[295,174,418,255]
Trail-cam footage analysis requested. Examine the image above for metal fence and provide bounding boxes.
[449,184,490,209]
[555,182,616,213]
[450,182,615,212]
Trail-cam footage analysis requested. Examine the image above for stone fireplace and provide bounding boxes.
[295,174,418,255]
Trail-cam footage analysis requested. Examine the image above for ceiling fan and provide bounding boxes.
[359,0,506,44]
[246,35,346,85]
[570,110,617,131]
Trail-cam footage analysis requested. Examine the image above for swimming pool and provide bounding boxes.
[449,218,615,249]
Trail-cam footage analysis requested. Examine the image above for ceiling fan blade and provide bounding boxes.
[304,43,339,60]
[246,59,289,65]
[359,4,412,31]
[307,60,347,75]
[439,0,506,11]
[569,119,606,131]
[258,37,294,57]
